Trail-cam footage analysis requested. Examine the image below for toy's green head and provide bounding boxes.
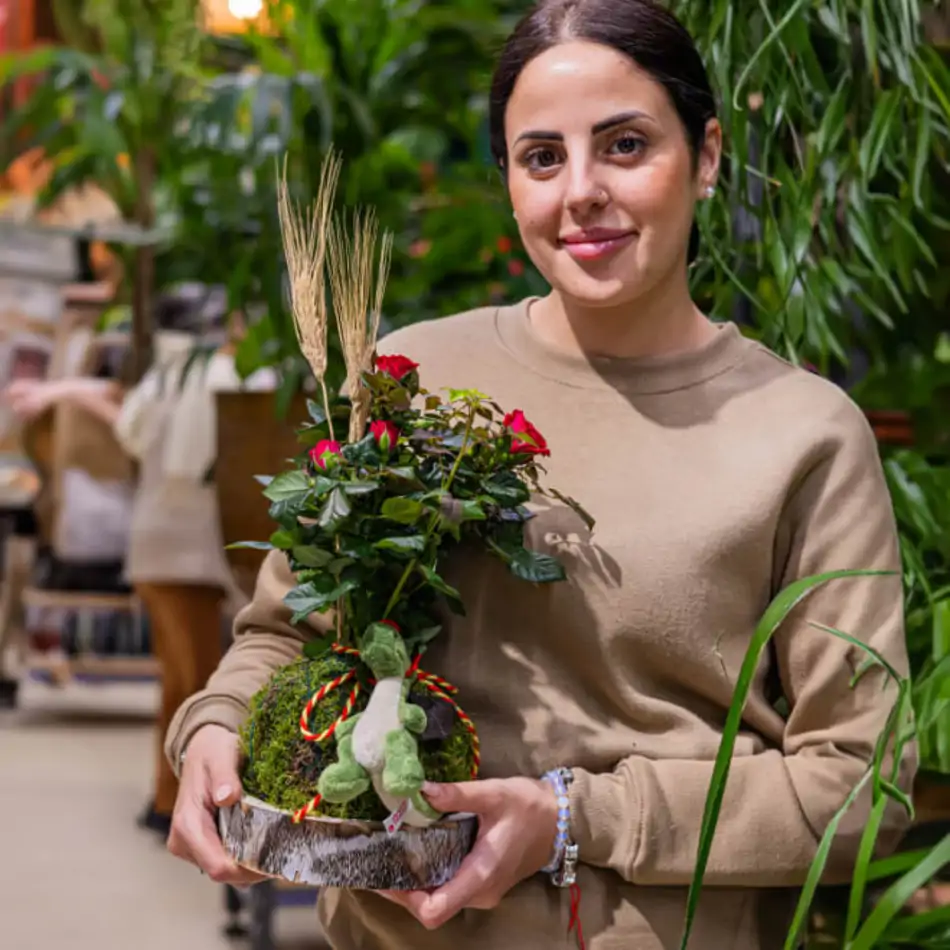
[359,622,410,678]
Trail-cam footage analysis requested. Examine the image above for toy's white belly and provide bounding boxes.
[352,677,402,773]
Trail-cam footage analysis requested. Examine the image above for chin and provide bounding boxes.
[551,272,649,309]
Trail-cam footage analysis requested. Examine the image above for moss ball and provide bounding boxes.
[239,653,478,820]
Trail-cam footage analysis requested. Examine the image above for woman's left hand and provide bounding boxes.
[379,777,558,930]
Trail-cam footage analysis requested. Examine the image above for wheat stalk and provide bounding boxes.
[276,149,341,437]
[327,206,393,442]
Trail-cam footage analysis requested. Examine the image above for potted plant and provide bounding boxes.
[217,151,591,890]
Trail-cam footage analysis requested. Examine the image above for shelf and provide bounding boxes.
[27,651,159,685]
[21,587,139,612]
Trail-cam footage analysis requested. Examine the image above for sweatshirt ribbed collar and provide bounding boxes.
[494,297,748,395]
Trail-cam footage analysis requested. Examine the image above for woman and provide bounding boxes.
[113,324,250,836]
[164,2,915,947]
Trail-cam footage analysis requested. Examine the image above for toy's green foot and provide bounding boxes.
[318,735,371,803]
[318,763,371,803]
[410,790,442,822]
[385,765,425,798]
[382,730,425,797]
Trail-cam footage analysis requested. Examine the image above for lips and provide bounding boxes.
[559,228,637,262]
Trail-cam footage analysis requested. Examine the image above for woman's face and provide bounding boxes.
[504,41,721,309]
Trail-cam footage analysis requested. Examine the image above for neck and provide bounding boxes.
[529,265,715,361]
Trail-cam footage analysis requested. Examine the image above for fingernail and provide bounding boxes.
[214,785,233,804]
[422,781,440,798]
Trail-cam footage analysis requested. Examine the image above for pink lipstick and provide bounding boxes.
[559,227,637,262]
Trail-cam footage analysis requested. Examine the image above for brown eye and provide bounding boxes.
[609,134,646,158]
[522,146,561,172]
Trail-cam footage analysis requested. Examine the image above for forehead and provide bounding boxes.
[505,40,673,133]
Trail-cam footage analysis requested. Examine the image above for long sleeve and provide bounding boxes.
[568,399,917,887]
[164,549,326,771]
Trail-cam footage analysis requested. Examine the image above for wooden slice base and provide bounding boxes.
[219,795,477,891]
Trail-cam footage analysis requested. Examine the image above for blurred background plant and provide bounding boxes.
[3,0,950,943]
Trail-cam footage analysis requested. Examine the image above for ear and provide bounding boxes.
[696,117,723,199]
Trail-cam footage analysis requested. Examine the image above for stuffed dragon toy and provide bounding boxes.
[318,622,441,828]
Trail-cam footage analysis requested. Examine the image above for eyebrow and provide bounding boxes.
[513,110,653,145]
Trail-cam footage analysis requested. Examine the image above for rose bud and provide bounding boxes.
[503,409,550,457]
[369,420,399,454]
[374,354,419,382]
[309,439,342,470]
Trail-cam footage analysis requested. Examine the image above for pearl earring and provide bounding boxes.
[705,185,716,199]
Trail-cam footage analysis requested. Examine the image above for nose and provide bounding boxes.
[564,155,609,217]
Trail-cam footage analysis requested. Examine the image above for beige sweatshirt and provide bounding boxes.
[167,299,915,950]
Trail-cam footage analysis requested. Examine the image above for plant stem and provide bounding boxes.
[383,404,476,619]
[321,378,336,442]
[442,405,476,495]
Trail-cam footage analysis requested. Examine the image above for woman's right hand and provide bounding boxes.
[166,724,265,886]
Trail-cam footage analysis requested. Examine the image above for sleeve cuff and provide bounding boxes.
[164,694,249,777]
[568,764,645,878]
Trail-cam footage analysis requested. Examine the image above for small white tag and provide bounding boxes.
[384,799,410,835]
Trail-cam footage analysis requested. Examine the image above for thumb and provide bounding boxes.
[422,779,501,816]
[202,735,243,808]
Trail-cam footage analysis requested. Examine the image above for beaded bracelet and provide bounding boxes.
[541,767,579,887]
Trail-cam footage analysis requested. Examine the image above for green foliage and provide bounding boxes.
[671,0,950,368]
[1,0,206,219]
[246,364,587,652]
[240,654,477,818]
[679,570,899,949]
[679,570,950,950]
[881,450,950,775]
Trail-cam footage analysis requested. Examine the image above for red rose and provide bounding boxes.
[369,420,399,453]
[309,439,342,470]
[503,410,550,457]
[375,354,419,381]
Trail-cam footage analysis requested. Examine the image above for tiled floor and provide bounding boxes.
[0,675,328,950]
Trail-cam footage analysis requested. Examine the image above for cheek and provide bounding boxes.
[619,156,695,231]
[508,174,561,239]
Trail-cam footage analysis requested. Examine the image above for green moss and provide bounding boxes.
[239,654,478,819]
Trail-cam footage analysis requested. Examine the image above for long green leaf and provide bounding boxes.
[679,569,892,950]
[783,770,874,950]
[843,795,889,941]
[848,835,950,949]
[731,0,811,110]
[881,901,950,942]
[866,848,935,882]
[806,622,904,684]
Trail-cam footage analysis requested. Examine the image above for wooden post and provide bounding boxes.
[130,147,156,383]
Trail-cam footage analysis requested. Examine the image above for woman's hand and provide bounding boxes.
[379,777,558,929]
[3,379,60,420]
[166,724,266,887]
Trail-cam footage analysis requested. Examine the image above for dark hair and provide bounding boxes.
[489,0,717,263]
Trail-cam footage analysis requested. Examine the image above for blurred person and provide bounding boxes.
[4,300,273,837]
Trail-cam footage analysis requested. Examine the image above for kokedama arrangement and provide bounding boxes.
[218,151,593,890]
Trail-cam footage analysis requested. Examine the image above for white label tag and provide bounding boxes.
[384,799,410,835]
